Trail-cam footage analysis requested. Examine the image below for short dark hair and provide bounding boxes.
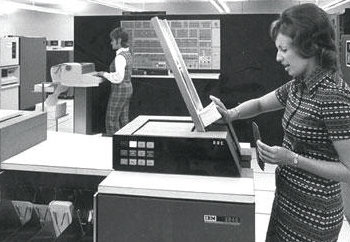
[270,3,338,71]
[110,27,129,48]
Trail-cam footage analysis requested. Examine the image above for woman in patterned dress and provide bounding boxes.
[211,3,350,242]
[95,27,133,136]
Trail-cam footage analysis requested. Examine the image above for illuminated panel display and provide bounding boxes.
[121,19,220,71]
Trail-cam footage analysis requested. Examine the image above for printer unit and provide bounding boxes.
[50,62,102,87]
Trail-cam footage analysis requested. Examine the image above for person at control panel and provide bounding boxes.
[95,27,133,136]
[211,3,350,242]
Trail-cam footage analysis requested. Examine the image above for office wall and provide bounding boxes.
[0,10,73,40]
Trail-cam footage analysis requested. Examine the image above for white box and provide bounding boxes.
[35,102,67,120]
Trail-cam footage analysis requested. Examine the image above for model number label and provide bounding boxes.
[204,215,241,226]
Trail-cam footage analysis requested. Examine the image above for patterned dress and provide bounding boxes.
[266,68,350,242]
[105,50,133,136]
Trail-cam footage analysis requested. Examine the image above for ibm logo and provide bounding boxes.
[204,215,217,223]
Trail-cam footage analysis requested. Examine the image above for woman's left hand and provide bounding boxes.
[257,140,294,166]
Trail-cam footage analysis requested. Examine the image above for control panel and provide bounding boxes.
[118,139,155,167]
[1,66,20,86]
[121,19,220,72]
[0,37,19,67]
[113,135,240,177]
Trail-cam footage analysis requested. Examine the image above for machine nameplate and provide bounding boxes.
[204,215,241,226]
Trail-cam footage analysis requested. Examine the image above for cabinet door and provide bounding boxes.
[1,85,19,110]
[19,37,46,110]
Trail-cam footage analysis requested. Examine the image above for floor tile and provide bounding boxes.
[255,213,270,242]
[253,172,276,192]
[255,190,274,214]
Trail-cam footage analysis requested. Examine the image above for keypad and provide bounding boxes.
[146,150,154,158]
[119,139,155,167]
[138,159,146,166]
[146,159,154,166]
[120,150,128,156]
[120,158,128,165]
[129,159,137,166]
[146,141,154,149]
[138,150,146,157]
[138,141,146,148]
[129,150,137,156]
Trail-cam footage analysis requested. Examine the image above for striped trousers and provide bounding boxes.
[105,82,133,136]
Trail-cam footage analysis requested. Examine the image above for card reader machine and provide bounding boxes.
[113,115,245,177]
[98,17,254,242]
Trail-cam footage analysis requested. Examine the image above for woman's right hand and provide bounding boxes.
[210,95,239,123]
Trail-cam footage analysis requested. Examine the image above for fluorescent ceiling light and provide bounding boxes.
[209,0,224,13]
[30,0,64,4]
[30,0,87,13]
[218,0,230,13]
[88,0,143,12]
[321,0,350,11]
[61,0,87,13]
[0,1,18,15]
[209,0,230,14]
[0,0,70,15]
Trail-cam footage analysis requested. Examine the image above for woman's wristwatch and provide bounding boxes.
[292,153,299,167]
[230,107,240,119]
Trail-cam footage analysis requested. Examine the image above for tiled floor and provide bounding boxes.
[48,99,350,242]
